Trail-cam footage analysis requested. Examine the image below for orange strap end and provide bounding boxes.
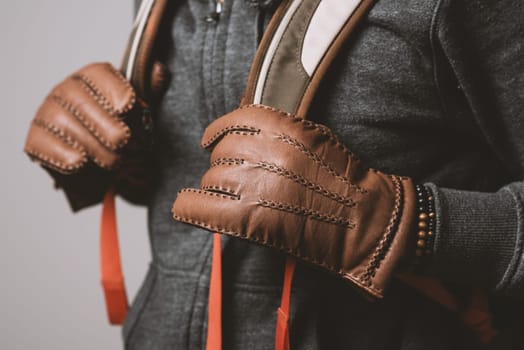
[398,274,497,345]
[100,189,129,325]
[275,257,296,350]
[207,233,223,350]
[460,290,498,345]
[206,238,296,350]
[397,274,460,311]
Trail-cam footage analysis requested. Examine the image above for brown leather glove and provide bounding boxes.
[24,62,153,210]
[172,105,417,298]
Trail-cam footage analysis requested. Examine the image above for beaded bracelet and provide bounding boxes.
[413,184,436,267]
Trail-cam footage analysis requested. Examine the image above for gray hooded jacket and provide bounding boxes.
[123,0,524,348]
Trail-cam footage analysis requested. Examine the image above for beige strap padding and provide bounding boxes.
[242,0,376,117]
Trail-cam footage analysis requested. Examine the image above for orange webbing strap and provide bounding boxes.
[206,238,296,350]
[206,241,296,350]
[275,257,296,350]
[398,274,497,345]
[100,189,129,325]
[207,233,223,350]
[460,290,498,345]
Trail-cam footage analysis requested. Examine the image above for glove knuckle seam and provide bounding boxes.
[257,198,354,228]
[210,158,245,167]
[201,185,240,199]
[75,74,116,114]
[102,63,136,114]
[256,161,356,207]
[75,74,134,145]
[276,134,367,193]
[76,64,136,115]
[50,95,130,151]
[179,188,240,200]
[32,118,85,154]
[35,114,118,171]
[202,125,260,148]
[242,104,359,161]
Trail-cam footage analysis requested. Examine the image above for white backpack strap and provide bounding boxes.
[120,0,170,100]
[242,0,376,117]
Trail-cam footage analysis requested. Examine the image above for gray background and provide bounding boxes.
[1,1,152,349]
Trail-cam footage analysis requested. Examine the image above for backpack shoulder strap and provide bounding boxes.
[242,0,377,116]
[121,0,171,101]
[240,0,496,346]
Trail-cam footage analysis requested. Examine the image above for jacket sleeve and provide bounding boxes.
[426,0,524,298]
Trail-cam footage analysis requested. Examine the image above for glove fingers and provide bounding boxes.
[172,187,243,233]
[203,105,357,180]
[172,186,349,271]
[209,131,291,168]
[202,155,357,215]
[24,121,87,174]
[210,131,363,197]
[52,76,131,151]
[202,105,300,149]
[75,63,136,114]
[200,155,358,243]
[35,97,119,169]
[200,162,243,196]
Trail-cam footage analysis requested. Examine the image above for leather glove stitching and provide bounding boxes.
[360,176,403,285]
[179,188,240,201]
[201,185,240,199]
[33,116,116,170]
[276,134,367,193]
[172,105,417,298]
[50,95,130,151]
[172,212,383,295]
[201,125,260,149]
[256,161,356,207]
[74,74,117,115]
[32,117,85,154]
[240,104,360,160]
[210,158,245,167]
[25,147,85,174]
[73,64,136,115]
[25,120,87,173]
[257,198,355,228]
[102,63,137,114]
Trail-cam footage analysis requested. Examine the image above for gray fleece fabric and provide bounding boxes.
[122,0,524,349]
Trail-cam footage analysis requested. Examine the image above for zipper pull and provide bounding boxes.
[204,0,223,23]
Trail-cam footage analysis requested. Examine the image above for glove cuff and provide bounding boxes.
[45,164,112,212]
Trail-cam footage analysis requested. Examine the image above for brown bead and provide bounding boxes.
[429,212,435,218]
[418,221,427,229]
[425,250,432,255]
[417,239,425,248]
[418,230,426,238]
[428,231,434,236]
[428,196,433,201]
[419,213,428,220]
[415,249,423,257]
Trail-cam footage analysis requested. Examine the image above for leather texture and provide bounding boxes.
[25,62,135,173]
[172,104,417,298]
[23,62,152,210]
